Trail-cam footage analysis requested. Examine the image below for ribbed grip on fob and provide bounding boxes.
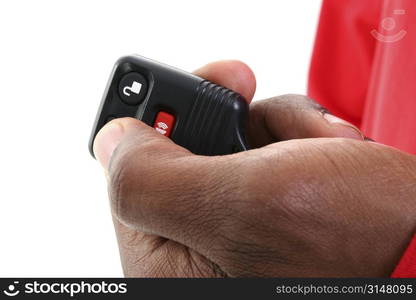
[174,80,249,155]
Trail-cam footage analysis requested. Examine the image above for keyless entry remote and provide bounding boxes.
[89,55,249,157]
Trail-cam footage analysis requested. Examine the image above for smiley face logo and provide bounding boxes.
[3,281,20,297]
[371,9,407,43]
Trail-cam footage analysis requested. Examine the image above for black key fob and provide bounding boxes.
[89,55,249,157]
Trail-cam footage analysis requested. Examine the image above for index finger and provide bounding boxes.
[193,60,256,102]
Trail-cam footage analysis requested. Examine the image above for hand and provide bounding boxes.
[93,61,416,277]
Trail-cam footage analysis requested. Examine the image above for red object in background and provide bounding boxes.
[391,234,416,278]
[309,0,416,277]
[309,0,416,154]
[153,111,175,137]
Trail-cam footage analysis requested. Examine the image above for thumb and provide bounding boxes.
[92,116,234,257]
[93,117,187,171]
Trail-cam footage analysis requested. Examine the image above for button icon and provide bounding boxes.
[155,121,168,135]
[118,72,148,105]
[153,111,175,137]
[123,81,142,97]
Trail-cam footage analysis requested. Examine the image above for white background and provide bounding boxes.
[0,0,321,276]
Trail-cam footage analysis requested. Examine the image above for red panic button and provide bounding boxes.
[153,111,175,137]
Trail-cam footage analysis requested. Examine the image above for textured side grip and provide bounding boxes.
[177,80,249,155]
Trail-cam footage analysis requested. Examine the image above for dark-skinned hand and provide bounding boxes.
[93,61,416,277]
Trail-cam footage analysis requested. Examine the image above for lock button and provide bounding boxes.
[118,72,148,105]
